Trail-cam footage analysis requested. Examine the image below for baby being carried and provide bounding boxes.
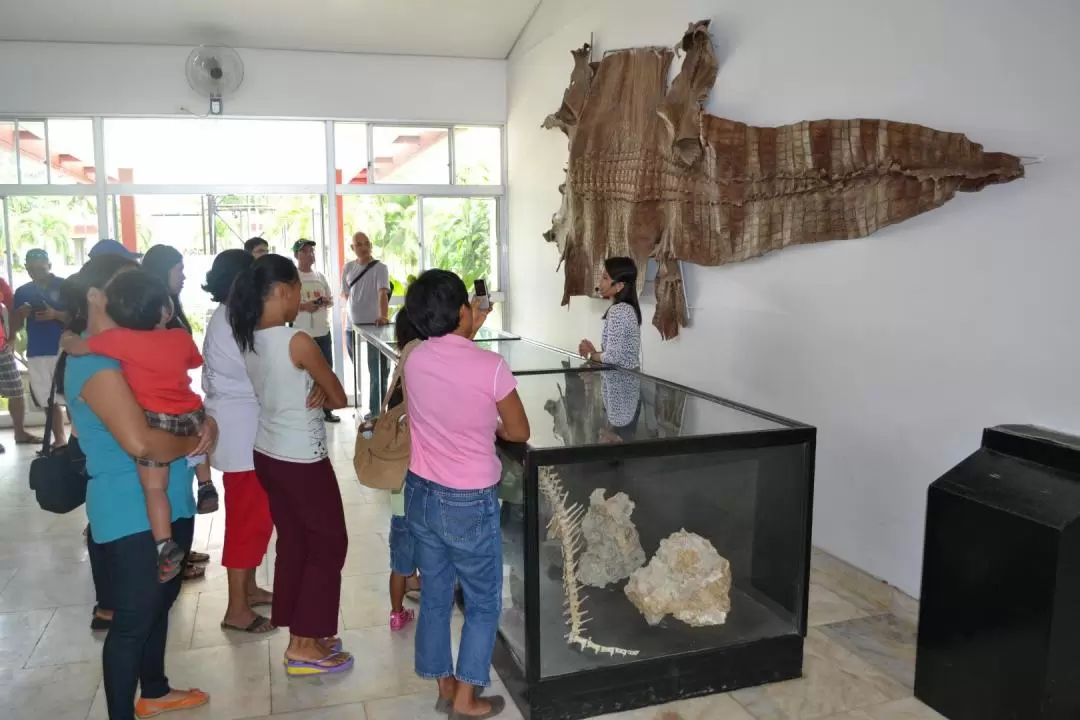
[62,270,215,583]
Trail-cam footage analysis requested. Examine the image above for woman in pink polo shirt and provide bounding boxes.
[403,270,530,720]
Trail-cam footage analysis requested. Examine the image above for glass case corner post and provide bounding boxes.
[749,436,815,635]
[524,456,543,683]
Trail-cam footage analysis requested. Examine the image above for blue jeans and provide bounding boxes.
[405,471,502,687]
[389,514,416,576]
[102,516,194,720]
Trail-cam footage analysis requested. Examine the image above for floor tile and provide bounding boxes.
[248,703,369,719]
[340,572,394,629]
[818,615,917,690]
[269,627,404,714]
[808,584,873,628]
[25,604,104,668]
[366,678,523,720]
[87,641,272,720]
[0,559,96,612]
[343,533,392,577]
[0,608,54,669]
[810,551,892,614]
[190,588,281,649]
[731,630,908,720]
[0,660,101,720]
[594,693,755,719]
[821,697,946,719]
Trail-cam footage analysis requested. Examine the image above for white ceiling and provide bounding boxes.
[0,0,541,59]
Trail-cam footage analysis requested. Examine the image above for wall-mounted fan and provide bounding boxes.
[186,45,244,116]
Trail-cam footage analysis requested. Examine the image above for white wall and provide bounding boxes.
[0,41,506,123]
[507,0,1080,596]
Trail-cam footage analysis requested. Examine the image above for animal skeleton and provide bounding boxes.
[538,466,640,657]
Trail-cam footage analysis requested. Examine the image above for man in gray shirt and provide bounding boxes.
[341,231,391,421]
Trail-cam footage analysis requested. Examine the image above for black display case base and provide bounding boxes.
[493,632,803,720]
[915,425,1080,720]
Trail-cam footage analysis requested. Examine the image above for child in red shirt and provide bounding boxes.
[62,271,214,582]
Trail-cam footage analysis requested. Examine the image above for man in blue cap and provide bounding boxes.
[87,238,141,260]
[13,249,69,447]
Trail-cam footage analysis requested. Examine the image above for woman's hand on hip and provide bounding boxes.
[192,417,219,457]
[306,384,328,409]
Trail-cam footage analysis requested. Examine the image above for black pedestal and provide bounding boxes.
[915,425,1080,720]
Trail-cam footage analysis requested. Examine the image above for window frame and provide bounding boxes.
[0,114,511,396]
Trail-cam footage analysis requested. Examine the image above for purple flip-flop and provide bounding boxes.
[284,652,354,676]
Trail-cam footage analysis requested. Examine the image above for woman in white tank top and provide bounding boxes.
[226,254,352,675]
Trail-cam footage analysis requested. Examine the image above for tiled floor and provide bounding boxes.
[0,421,944,719]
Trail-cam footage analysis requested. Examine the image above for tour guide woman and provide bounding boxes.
[64,254,217,719]
[578,256,642,369]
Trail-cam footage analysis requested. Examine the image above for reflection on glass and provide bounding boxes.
[534,440,807,677]
[454,126,501,185]
[371,126,450,184]
[499,449,527,669]
[0,121,16,183]
[341,195,421,293]
[104,118,327,184]
[16,120,48,183]
[423,197,498,289]
[519,370,787,450]
[474,340,584,375]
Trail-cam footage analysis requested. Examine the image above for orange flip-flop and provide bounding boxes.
[134,688,209,718]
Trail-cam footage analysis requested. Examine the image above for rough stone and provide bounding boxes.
[624,529,732,627]
[576,489,647,588]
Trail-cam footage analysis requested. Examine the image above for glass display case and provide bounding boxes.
[494,368,816,720]
[350,323,524,408]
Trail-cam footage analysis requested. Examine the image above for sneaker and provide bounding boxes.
[390,608,415,631]
[157,538,186,583]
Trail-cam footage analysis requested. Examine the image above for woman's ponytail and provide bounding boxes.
[226,253,300,353]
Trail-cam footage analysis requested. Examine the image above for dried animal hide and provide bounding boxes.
[544,20,1024,339]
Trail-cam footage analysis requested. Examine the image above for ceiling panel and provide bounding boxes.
[0,0,540,59]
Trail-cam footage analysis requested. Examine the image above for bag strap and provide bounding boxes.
[347,260,379,291]
[39,352,61,456]
[380,339,421,415]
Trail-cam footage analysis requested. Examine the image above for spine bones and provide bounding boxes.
[539,467,639,657]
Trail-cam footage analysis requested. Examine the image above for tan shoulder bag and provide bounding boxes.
[353,339,421,491]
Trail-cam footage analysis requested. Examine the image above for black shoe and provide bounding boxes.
[324,411,341,423]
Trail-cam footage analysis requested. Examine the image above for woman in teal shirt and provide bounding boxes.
[63,254,218,720]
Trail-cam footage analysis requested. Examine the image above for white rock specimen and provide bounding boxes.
[577,489,647,588]
[624,529,732,627]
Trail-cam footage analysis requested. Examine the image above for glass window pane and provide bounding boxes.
[334,122,369,185]
[104,118,327,185]
[16,120,49,183]
[454,126,501,185]
[6,196,100,279]
[0,122,17,184]
[46,118,95,186]
[423,197,499,290]
[371,126,450,184]
[341,195,420,290]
